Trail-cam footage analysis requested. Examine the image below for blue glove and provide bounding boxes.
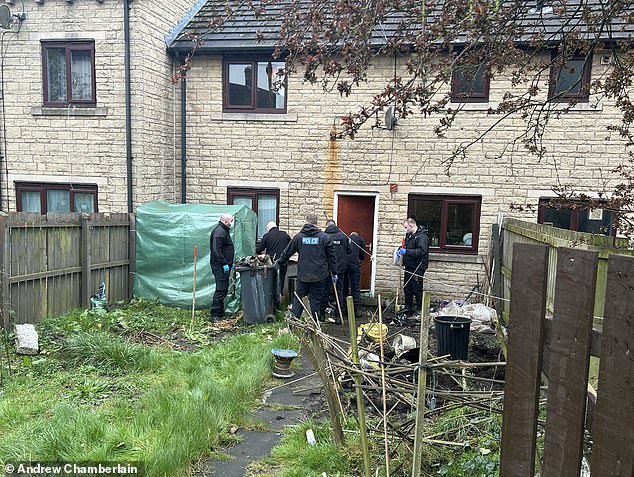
[223,264,230,274]
[397,247,406,257]
[332,274,338,283]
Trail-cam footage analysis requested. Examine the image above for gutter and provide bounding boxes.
[124,0,133,213]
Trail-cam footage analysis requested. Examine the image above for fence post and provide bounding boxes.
[81,214,92,309]
[492,223,502,317]
[0,212,8,330]
[128,213,136,299]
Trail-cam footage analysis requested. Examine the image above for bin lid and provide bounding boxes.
[434,315,472,324]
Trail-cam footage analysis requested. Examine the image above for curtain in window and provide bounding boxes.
[71,50,92,100]
[257,195,277,239]
[47,190,70,213]
[74,193,95,213]
[47,48,67,102]
[21,191,41,213]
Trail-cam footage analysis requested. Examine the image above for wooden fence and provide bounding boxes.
[0,212,135,329]
[498,217,634,321]
[499,243,634,476]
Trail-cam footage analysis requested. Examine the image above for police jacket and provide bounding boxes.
[347,233,366,269]
[403,226,430,271]
[209,222,235,267]
[256,227,291,261]
[324,224,351,274]
[277,223,337,282]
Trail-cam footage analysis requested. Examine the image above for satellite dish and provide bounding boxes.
[384,106,397,130]
[0,5,12,29]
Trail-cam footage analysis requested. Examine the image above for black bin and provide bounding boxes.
[434,315,472,360]
[236,265,277,324]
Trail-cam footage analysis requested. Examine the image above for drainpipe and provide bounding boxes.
[124,0,133,213]
[181,62,187,204]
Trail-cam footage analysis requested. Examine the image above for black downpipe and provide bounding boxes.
[124,0,133,213]
[181,66,187,204]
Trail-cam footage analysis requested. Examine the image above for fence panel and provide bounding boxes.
[0,212,134,328]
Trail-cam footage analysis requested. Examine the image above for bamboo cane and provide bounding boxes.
[347,296,372,477]
[332,277,345,327]
[190,246,197,330]
[411,291,430,477]
[377,294,390,477]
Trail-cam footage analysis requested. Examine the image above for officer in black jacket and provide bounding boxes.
[321,220,350,323]
[396,217,430,316]
[344,231,366,307]
[256,221,291,308]
[276,214,337,320]
[209,213,235,322]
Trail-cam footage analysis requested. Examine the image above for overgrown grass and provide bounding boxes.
[0,301,299,477]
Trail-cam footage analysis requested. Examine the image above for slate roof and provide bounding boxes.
[167,0,634,54]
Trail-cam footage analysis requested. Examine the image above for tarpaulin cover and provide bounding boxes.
[134,201,257,311]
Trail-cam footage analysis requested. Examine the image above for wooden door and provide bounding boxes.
[336,195,375,289]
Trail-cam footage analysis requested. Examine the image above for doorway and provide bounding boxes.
[334,192,378,295]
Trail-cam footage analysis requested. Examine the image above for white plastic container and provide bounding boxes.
[306,428,316,446]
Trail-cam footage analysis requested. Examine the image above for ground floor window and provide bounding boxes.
[408,194,481,253]
[538,198,614,235]
[16,182,98,214]
[227,187,279,239]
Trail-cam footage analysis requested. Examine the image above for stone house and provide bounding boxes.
[1,0,197,214]
[165,1,631,299]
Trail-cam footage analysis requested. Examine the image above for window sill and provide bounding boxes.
[429,253,483,264]
[211,112,298,122]
[446,101,603,113]
[447,102,495,111]
[31,106,108,117]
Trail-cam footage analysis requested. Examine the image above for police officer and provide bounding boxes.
[344,231,366,308]
[275,214,337,320]
[209,213,235,322]
[396,217,430,316]
[321,220,350,323]
[256,221,291,308]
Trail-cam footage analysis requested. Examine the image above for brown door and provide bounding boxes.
[336,195,375,289]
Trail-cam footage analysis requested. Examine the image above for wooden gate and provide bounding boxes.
[499,243,634,476]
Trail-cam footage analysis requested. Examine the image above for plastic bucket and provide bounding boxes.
[434,315,472,360]
[393,334,417,356]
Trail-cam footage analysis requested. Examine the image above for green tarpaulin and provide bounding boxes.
[134,201,257,312]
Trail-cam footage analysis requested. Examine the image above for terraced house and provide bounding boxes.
[5,0,632,300]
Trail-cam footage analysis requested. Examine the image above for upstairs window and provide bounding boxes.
[451,62,490,103]
[16,182,98,214]
[549,52,592,102]
[223,57,286,113]
[42,41,96,107]
[408,195,481,253]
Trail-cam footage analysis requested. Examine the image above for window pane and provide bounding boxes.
[228,63,253,106]
[257,194,277,239]
[542,206,572,230]
[410,199,441,247]
[71,50,93,100]
[454,63,487,97]
[256,61,285,109]
[553,58,586,96]
[21,191,41,213]
[47,48,67,103]
[446,203,474,246]
[577,208,613,235]
[47,190,70,213]
[231,196,253,209]
[74,192,95,213]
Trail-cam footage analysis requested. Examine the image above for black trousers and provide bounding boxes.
[344,265,361,305]
[404,267,424,313]
[291,279,323,319]
[210,264,230,319]
[321,276,344,313]
[274,264,288,309]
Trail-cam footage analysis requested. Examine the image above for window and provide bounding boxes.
[16,182,98,213]
[538,199,614,235]
[408,195,481,253]
[223,57,286,113]
[549,52,591,102]
[42,41,96,107]
[451,62,490,102]
[227,188,280,239]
